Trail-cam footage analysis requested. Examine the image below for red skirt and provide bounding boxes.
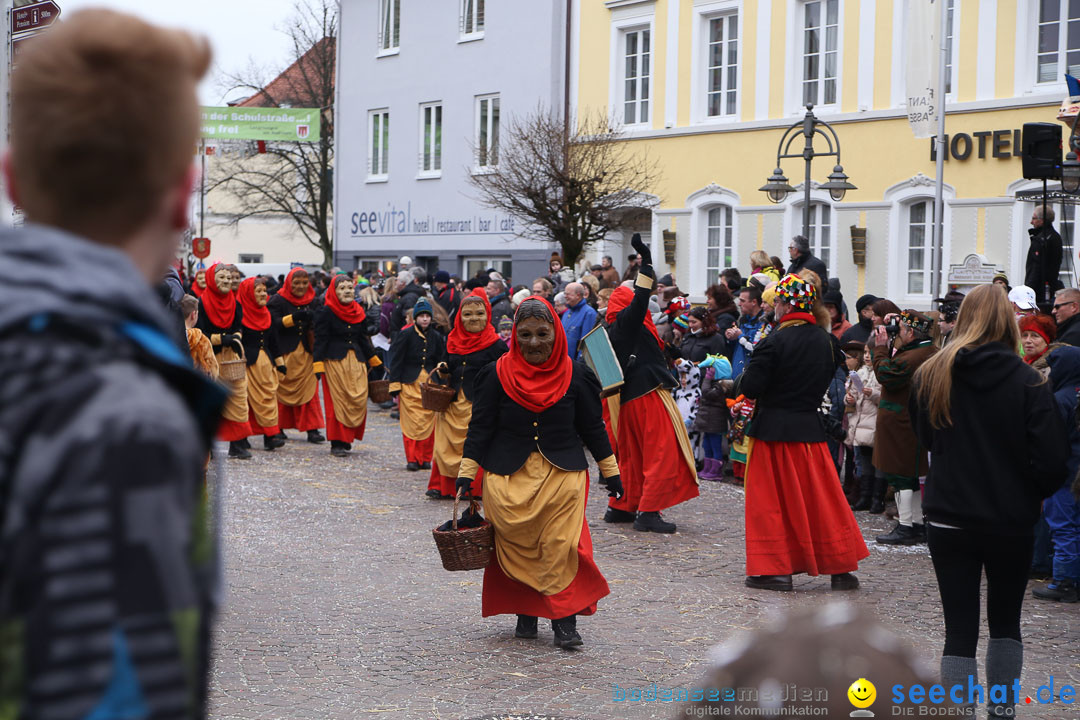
[321,377,366,444]
[247,408,280,438]
[482,484,609,619]
[744,439,869,576]
[217,418,252,442]
[428,465,484,498]
[403,433,434,463]
[602,397,618,456]
[608,390,699,514]
[277,394,325,432]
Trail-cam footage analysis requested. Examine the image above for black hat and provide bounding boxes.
[433,270,450,283]
[823,289,844,308]
[658,274,674,287]
[855,294,878,314]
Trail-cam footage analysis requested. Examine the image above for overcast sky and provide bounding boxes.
[58,0,299,105]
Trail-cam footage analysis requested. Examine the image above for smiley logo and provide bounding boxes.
[847,678,876,709]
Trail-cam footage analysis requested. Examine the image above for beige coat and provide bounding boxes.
[844,365,880,447]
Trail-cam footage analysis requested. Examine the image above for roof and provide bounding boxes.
[234,36,335,109]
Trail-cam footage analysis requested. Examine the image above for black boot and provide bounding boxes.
[330,440,350,457]
[552,615,582,648]
[307,429,326,444]
[264,434,286,451]
[831,572,860,590]
[419,461,431,470]
[406,461,420,472]
[274,430,288,441]
[603,507,636,523]
[745,574,793,591]
[634,511,676,533]
[876,522,921,545]
[228,441,252,459]
[869,475,887,514]
[514,614,538,639]
[851,473,873,511]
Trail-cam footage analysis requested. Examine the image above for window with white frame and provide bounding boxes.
[368,109,389,179]
[475,94,499,169]
[944,0,955,94]
[805,203,833,269]
[1037,0,1080,84]
[419,103,442,176]
[1057,203,1077,287]
[906,200,933,295]
[379,0,400,53]
[705,206,734,287]
[464,258,512,281]
[621,27,651,125]
[801,0,839,107]
[461,0,484,38]
[706,13,739,118]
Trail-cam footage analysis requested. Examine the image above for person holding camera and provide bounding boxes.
[870,309,939,543]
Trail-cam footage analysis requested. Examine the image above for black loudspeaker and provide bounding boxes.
[1022,122,1062,180]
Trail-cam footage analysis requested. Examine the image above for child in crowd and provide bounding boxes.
[845,342,880,510]
[695,354,733,481]
[497,316,514,344]
[182,294,218,380]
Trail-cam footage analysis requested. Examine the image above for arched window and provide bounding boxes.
[905,200,933,295]
[706,205,734,287]
[806,202,832,269]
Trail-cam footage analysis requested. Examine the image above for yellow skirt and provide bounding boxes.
[219,346,249,424]
[433,390,472,478]
[277,344,317,406]
[399,369,436,440]
[246,349,279,427]
[324,354,369,427]
[484,452,585,596]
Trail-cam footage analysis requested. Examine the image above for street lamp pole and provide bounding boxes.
[760,105,856,241]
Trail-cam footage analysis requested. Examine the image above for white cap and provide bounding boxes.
[1008,285,1038,310]
[399,255,413,266]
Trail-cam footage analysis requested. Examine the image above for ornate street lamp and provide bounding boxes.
[1062,152,1080,195]
[761,104,857,238]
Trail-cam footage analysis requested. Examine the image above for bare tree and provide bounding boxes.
[209,0,337,269]
[466,107,661,268]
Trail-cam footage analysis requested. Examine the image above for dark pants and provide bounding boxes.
[702,432,724,460]
[854,445,875,479]
[927,525,1033,658]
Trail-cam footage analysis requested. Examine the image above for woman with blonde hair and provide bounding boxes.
[750,250,781,283]
[911,283,1068,720]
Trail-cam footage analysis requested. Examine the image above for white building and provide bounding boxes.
[334,0,568,284]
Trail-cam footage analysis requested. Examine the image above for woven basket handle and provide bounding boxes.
[452,488,480,531]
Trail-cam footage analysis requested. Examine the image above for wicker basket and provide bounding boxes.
[369,379,391,404]
[420,382,456,412]
[218,345,247,382]
[432,492,493,571]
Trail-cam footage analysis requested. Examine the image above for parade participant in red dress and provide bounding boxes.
[740,273,869,592]
[603,235,699,533]
[389,298,446,470]
[197,262,253,458]
[313,275,383,457]
[427,288,508,498]
[238,277,287,451]
[457,297,623,648]
[267,268,326,443]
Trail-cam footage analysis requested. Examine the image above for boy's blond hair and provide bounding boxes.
[10,10,210,242]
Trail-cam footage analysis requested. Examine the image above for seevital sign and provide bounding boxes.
[200,107,321,143]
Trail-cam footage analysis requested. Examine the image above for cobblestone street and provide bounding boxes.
[208,405,1080,720]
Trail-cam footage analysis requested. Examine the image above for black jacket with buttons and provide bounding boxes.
[608,276,676,402]
[195,301,243,356]
[438,340,508,402]
[388,324,446,384]
[463,361,613,475]
[312,307,378,364]
[240,324,283,367]
[267,294,321,354]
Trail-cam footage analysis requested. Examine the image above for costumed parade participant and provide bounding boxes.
[268,267,326,443]
[313,275,383,457]
[427,288,508,498]
[457,297,624,648]
[603,235,699,533]
[389,298,446,470]
[238,277,287,452]
[197,262,253,458]
[191,267,207,297]
[740,273,869,592]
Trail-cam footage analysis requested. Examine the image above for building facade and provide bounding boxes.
[334,0,568,284]
[573,0,1076,306]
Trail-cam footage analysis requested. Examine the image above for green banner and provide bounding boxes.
[200,106,321,142]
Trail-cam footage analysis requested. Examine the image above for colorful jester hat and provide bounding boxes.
[900,309,934,335]
[775,273,818,311]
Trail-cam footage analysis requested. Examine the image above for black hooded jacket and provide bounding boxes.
[910,342,1068,533]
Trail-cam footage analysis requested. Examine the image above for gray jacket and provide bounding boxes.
[0,224,225,719]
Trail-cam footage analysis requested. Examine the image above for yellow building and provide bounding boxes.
[572,0,1075,307]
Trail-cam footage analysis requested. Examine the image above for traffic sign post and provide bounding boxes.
[11,1,59,35]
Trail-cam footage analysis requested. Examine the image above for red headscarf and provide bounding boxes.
[447,288,500,355]
[191,270,206,298]
[324,275,366,324]
[496,296,573,413]
[605,286,664,351]
[277,267,316,306]
[201,262,237,329]
[238,277,271,331]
